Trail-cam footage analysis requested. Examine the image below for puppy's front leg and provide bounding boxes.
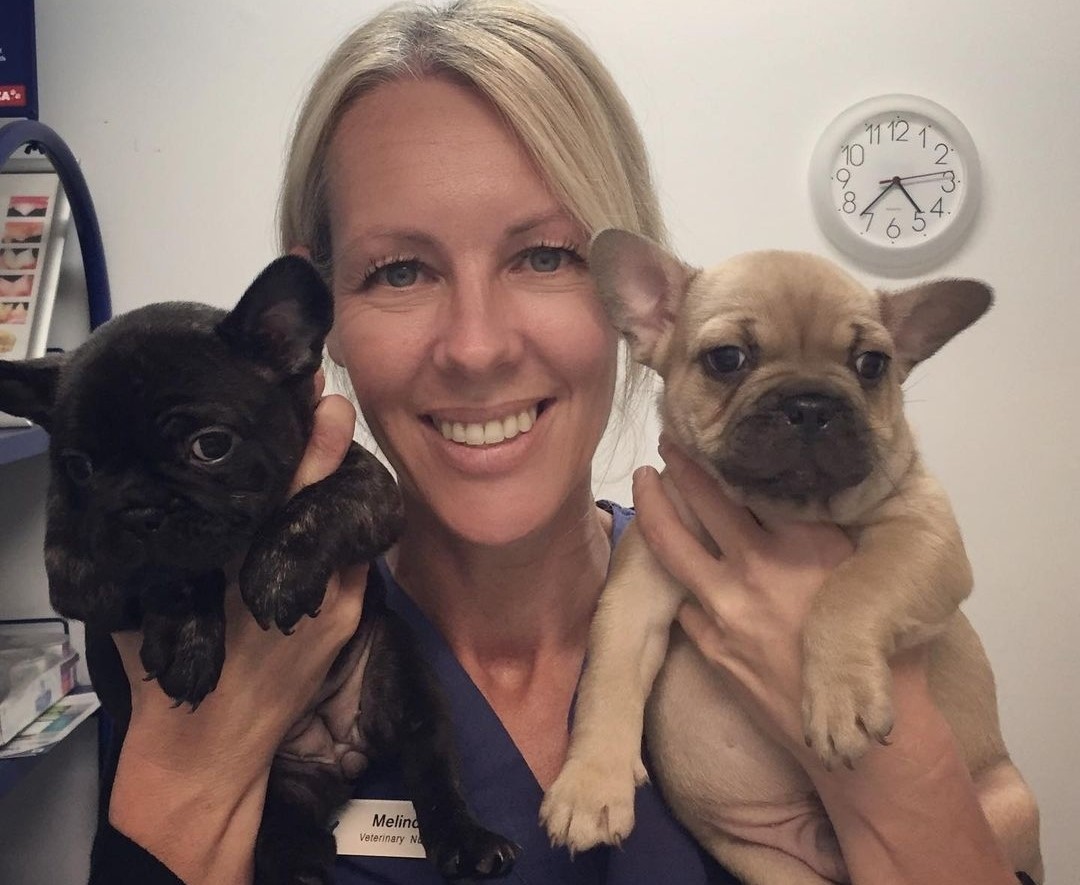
[541,520,685,852]
[240,442,402,633]
[137,570,228,708]
[802,478,972,768]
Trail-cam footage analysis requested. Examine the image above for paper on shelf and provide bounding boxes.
[0,690,99,758]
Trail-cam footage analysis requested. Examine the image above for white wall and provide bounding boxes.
[24,0,1080,880]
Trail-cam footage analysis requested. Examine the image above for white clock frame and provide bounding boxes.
[809,94,982,277]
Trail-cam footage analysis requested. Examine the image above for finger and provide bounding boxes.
[632,465,732,611]
[676,601,726,664]
[112,630,146,684]
[768,518,854,568]
[289,393,356,495]
[335,562,369,621]
[658,438,764,563]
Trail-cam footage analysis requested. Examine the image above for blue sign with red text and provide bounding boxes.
[0,0,38,120]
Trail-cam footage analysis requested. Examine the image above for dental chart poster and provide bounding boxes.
[0,171,61,361]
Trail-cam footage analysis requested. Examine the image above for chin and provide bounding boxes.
[417,478,586,550]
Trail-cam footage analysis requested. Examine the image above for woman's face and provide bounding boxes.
[324,77,618,547]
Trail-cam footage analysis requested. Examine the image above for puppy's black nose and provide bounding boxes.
[779,394,842,437]
[117,506,167,534]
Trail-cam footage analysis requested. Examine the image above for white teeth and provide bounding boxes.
[437,405,539,447]
[465,423,485,445]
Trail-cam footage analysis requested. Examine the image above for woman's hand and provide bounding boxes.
[632,439,855,753]
[633,440,1018,885]
[107,376,369,883]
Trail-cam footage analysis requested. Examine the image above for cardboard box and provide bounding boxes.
[0,0,38,121]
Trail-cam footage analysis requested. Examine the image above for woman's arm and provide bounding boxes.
[632,444,1018,885]
[100,391,367,884]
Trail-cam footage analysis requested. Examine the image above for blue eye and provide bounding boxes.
[379,262,419,288]
[528,247,565,273]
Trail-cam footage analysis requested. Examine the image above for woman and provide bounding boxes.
[91,1,1036,883]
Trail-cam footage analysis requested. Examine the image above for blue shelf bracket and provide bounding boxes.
[0,119,112,330]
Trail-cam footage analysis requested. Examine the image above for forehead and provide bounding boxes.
[685,251,883,349]
[324,77,570,241]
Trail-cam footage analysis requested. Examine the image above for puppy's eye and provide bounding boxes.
[60,451,94,485]
[854,351,890,381]
[702,345,749,378]
[188,427,238,464]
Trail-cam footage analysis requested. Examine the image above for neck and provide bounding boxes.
[387,489,612,666]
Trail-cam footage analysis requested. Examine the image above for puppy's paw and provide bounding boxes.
[240,526,332,633]
[140,612,225,708]
[539,751,647,853]
[430,824,519,881]
[801,649,893,770]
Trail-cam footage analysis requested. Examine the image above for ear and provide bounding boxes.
[0,354,64,431]
[879,279,993,378]
[589,228,697,369]
[217,255,334,379]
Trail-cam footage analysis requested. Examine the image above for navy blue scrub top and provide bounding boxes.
[336,501,738,884]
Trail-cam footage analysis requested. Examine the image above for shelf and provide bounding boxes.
[0,425,49,466]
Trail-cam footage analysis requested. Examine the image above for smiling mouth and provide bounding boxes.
[428,401,550,447]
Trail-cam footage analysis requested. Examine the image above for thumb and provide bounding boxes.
[289,393,356,495]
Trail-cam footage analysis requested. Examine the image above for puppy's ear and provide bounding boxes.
[879,279,992,379]
[217,255,333,379]
[0,354,64,431]
[589,229,697,370]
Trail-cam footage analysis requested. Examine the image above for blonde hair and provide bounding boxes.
[277,0,664,457]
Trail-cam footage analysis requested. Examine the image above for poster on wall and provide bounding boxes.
[0,170,70,427]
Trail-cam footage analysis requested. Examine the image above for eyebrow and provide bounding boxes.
[344,210,579,254]
[352,229,438,249]
[505,210,577,238]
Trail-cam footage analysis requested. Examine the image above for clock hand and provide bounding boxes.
[877,170,952,185]
[895,179,923,214]
[860,179,896,216]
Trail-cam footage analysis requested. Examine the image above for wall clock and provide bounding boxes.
[809,94,981,276]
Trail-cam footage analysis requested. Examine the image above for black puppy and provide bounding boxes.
[0,256,517,883]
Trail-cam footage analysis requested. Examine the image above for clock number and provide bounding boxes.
[934,142,950,165]
[941,170,956,193]
[919,125,930,148]
[863,212,874,233]
[912,212,926,232]
[886,218,901,241]
[865,123,881,144]
[889,119,910,142]
[842,191,857,214]
[841,144,865,166]
[931,198,945,217]
[835,168,851,186]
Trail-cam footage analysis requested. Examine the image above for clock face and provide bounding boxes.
[809,95,981,275]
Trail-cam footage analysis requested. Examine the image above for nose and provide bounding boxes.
[778,393,844,437]
[117,506,167,535]
[432,272,523,376]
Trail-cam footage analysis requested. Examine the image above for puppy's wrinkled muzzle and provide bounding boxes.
[717,389,874,504]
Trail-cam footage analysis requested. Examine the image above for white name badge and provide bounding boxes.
[334,798,428,858]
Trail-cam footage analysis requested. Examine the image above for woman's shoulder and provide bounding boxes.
[597,499,635,545]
